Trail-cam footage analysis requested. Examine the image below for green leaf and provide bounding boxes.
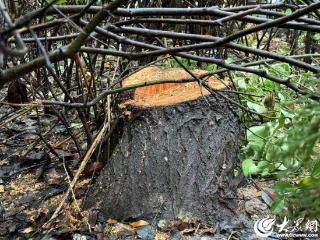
[271,198,286,214]
[206,64,217,72]
[121,58,129,64]
[277,92,286,102]
[46,15,54,21]
[257,161,273,176]
[233,168,239,177]
[312,33,320,41]
[275,162,287,171]
[280,109,295,119]
[274,181,293,195]
[269,63,291,77]
[242,159,260,176]
[247,142,264,152]
[247,125,268,141]
[312,161,320,177]
[71,123,83,129]
[284,8,292,15]
[49,0,65,4]
[237,78,247,89]
[247,101,266,114]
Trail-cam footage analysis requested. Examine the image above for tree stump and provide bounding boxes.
[86,66,242,224]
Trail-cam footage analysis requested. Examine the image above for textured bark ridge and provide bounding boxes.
[87,100,241,224]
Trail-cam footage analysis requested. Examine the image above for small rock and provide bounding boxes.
[245,198,268,216]
[136,225,156,239]
[158,219,170,231]
[8,223,17,233]
[73,233,95,240]
[0,206,4,220]
[0,169,6,178]
[20,191,35,204]
[45,168,65,185]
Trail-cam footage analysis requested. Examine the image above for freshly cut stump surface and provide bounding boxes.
[86,66,241,224]
[121,66,228,107]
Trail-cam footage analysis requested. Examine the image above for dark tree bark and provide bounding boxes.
[7,78,28,105]
[85,93,242,224]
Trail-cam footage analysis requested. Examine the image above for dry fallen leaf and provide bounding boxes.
[21,226,34,234]
[180,228,196,235]
[155,232,170,240]
[107,218,118,225]
[198,227,217,235]
[129,220,149,228]
[83,161,105,176]
[112,223,135,236]
[255,191,262,197]
[0,185,4,193]
[30,110,37,117]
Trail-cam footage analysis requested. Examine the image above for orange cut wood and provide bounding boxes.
[122,66,228,108]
